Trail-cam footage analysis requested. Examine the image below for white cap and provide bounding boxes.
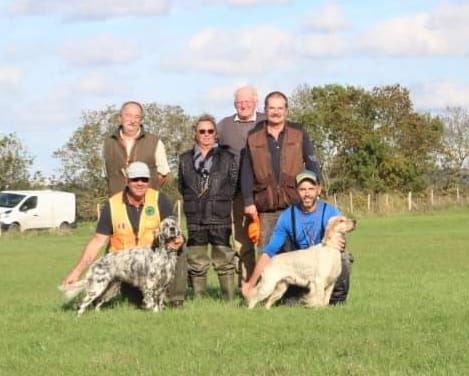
[126,161,150,179]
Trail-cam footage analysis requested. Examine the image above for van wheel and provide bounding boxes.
[9,222,21,232]
[59,222,72,232]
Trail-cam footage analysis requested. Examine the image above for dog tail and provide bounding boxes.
[58,280,86,301]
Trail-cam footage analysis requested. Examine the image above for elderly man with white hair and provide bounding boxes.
[217,86,266,285]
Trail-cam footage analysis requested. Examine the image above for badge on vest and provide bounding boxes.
[145,206,155,216]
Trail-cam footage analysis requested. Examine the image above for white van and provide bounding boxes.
[0,190,76,232]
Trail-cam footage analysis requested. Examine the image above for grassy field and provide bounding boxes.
[1,209,468,375]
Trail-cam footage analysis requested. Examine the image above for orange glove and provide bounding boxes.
[247,217,260,245]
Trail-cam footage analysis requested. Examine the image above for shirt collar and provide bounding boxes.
[234,112,257,123]
[123,188,145,208]
[119,126,141,140]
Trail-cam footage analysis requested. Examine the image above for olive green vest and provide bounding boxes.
[103,127,159,196]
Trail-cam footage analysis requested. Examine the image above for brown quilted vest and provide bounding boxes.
[103,127,159,196]
[247,123,304,211]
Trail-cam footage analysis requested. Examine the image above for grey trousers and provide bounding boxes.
[232,193,256,281]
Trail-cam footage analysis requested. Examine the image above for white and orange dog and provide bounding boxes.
[60,216,181,316]
[246,216,356,309]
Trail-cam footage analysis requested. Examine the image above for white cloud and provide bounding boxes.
[4,0,292,20]
[412,81,469,110]
[161,26,297,75]
[205,82,244,105]
[5,0,170,21]
[59,35,141,66]
[187,0,291,6]
[428,2,469,29]
[302,2,349,32]
[300,33,347,57]
[73,72,115,95]
[225,0,291,6]
[359,3,469,56]
[360,14,448,56]
[0,67,23,89]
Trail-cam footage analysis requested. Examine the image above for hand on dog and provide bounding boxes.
[167,235,185,251]
[328,236,346,252]
[241,281,255,299]
[62,270,80,285]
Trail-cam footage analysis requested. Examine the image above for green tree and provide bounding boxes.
[290,84,378,191]
[0,133,34,190]
[289,84,444,193]
[372,85,443,191]
[441,106,469,170]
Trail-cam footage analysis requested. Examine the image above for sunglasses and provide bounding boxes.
[198,129,215,135]
[129,177,149,183]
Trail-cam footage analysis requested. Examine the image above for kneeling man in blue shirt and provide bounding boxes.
[242,170,353,305]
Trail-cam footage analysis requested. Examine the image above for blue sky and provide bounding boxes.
[0,0,468,176]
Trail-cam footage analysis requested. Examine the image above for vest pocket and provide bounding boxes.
[254,185,276,211]
[183,201,198,216]
[207,200,231,221]
[282,184,299,207]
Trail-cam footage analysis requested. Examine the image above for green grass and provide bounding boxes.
[1,209,469,375]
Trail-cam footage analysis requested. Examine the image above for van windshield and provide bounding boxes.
[0,193,26,208]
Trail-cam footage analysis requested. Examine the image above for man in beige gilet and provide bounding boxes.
[103,101,171,196]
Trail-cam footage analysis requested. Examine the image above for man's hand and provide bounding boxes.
[329,235,346,252]
[158,174,171,187]
[241,281,255,299]
[62,270,81,285]
[167,235,185,251]
[244,204,258,221]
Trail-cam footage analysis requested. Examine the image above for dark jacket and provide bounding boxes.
[178,145,237,226]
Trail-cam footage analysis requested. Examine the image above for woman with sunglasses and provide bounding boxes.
[178,114,238,300]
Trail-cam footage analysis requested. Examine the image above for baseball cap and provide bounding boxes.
[126,161,150,179]
[295,170,320,186]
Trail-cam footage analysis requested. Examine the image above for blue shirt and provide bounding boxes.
[262,200,341,257]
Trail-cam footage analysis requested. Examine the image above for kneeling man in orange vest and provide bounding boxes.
[62,161,187,308]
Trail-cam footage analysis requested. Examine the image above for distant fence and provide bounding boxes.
[328,186,469,216]
[91,188,468,222]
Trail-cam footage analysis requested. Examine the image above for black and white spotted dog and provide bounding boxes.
[60,216,181,316]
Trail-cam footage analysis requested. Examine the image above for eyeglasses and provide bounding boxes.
[129,177,149,183]
[198,129,215,135]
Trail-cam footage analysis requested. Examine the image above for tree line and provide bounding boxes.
[1,84,468,220]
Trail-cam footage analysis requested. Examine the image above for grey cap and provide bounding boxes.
[127,161,150,179]
[295,170,320,186]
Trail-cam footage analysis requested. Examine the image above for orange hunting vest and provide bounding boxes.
[109,189,160,252]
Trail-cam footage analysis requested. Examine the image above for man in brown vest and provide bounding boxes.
[103,101,171,196]
[241,91,321,265]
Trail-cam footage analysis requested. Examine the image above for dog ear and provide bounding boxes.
[158,231,166,247]
[151,229,163,250]
[323,216,341,243]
